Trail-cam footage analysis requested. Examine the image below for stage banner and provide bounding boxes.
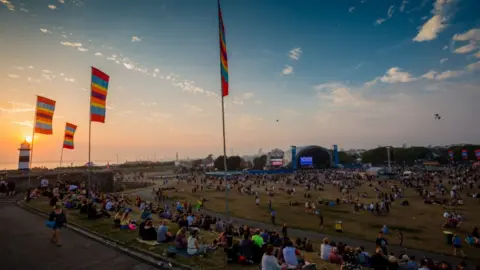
[291,146,297,170]
[448,150,453,160]
[333,145,339,166]
[461,149,468,160]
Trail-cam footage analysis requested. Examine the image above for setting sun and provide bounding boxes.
[24,136,32,143]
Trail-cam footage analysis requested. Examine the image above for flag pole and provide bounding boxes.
[28,95,38,188]
[221,95,229,220]
[88,68,92,198]
[59,145,64,168]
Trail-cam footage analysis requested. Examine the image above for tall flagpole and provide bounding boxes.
[59,146,64,168]
[221,95,229,220]
[28,95,38,188]
[88,69,92,198]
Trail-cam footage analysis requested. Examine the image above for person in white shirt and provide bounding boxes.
[262,245,284,270]
[187,229,207,255]
[320,238,332,260]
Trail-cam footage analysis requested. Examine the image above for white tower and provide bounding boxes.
[18,141,31,171]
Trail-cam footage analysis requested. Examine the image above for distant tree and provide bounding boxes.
[253,155,267,170]
[214,155,244,171]
[338,151,356,164]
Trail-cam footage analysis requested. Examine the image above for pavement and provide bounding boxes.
[0,196,159,270]
[132,181,479,268]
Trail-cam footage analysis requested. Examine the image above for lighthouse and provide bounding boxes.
[18,141,31,171]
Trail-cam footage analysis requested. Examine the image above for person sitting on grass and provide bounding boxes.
[139,219,157,241]
[282,240,303,268]
[120,210,132,230]
[320,238,332,261]
[261,245,285,270]
[328,247,343,265]
[157,220,173,243]
[175,227,188,249]
[187,229,207,256]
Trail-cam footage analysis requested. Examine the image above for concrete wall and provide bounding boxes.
[4,171,115,192]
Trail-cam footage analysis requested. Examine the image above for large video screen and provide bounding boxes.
[271,158,283,166]
[300,156,313,166]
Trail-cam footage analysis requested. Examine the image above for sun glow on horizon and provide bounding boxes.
[24,136,32,143]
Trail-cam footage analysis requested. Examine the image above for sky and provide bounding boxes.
[0,0,479,166]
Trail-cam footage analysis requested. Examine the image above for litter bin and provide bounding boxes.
[443,231,453,245]
[335,221,343,232]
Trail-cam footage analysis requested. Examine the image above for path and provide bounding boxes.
[131,182,478,268]
[0,197,160,270]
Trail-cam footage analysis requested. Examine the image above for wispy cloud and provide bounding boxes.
[0,0,14,11]
[64,78,75,82]
[11,121,33,128]
[60,41,82,47]
[375,5,396,25]
[399,0,408,12]
[282,65,294,75]
[379,67,416,83]
[183,104,204,113]
[94,52,103,56]
[132,36,142,43]
[0,101,34,114]
[413,0,453,42]
[348,7,355,13]
[40,29,51,34]
[422,70,464,80]
[8,74,20,79]
[288,47,302,60]
[48,4,57,10]
[452,28,480,55]
[58,0,65,3]
[77,47,88,52]
[440,58,448,64]
[467,61,480,71]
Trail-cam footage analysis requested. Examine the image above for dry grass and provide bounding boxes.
[161,180,480,260]
[26,198,339,270]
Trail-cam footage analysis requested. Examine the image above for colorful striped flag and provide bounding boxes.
[34,96,56,134]
[90,67,110,123]
[218,0,229,97]
[63,123,77,149]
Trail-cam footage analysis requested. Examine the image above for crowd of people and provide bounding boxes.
[26,162,480,270]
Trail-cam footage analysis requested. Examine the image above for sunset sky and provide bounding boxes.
[1,0,479,167]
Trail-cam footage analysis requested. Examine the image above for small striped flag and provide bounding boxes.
[90,67,110,123]
[218,0,229,97]
[63,123,77,149]
[34,96,56,135]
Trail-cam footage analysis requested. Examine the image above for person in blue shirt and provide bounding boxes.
[452,233,466,257]
[157,220,173,243]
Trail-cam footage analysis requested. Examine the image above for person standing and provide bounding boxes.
[398,230,404,247]
[49,204,67,246]
[271,210,276,225]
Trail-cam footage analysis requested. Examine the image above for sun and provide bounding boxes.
[24,136,33,143]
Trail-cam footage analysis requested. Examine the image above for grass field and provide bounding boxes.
[25,198,339,270]
[159,179,480,260]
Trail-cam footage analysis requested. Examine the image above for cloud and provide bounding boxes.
[123,62,135,70]
[379,67,416,84]
[236,114,264,131]
[242,92,254,100]
[440,58,448,64]
[348,7,355,13]
[183,104,204,113]
[94,52,103,56]
[64,78,75,82]
[11,121,33,128]
[467,61,480,71]
[0,101,34,114]
[454,43,477,54]
[145,112,173,122]
[375,5,396,25]
[61,41,82,47]
[48,4,57,10]
[132,36,142,43]
[422,69,466,80]
[452,28,480,55]
[413,0,453,42]
[58,0,65,3]
[453,28,480,42]
[282,65,294,75]
[288,47,302,60]
[233,97,244,105]
[316,83,372,108]
[8,74,19,79]
[476,52,480,59]
[40,29,51,34]
[0,0,14,11]
[77,47,88,52]
[399,0,408,12]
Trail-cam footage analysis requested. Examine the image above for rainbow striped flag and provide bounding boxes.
[34,96,56,134]
[63,123,77,149]
[218,0,229,97]
[90,67,110,123]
